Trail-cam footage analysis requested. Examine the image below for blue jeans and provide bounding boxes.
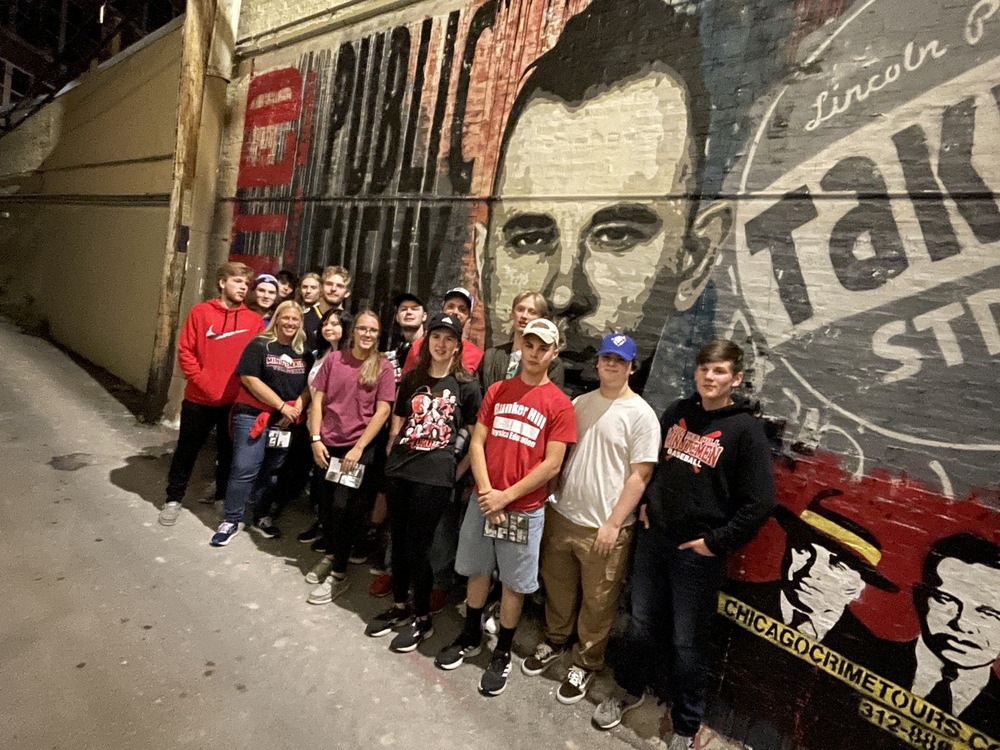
[612,525,725,737]
[222,412,290,524]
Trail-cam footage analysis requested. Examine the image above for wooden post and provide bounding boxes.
[142,0,221,422]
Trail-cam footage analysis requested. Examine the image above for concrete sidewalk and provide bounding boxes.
[0,318,677,750]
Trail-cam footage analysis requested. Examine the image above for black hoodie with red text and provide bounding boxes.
[643,394,776,556]
[177,299,263,407]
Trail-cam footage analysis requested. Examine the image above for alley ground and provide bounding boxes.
[0,317,676,750]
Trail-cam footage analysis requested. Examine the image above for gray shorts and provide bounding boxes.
[455,496,545,595]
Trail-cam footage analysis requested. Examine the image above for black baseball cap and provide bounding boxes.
[393,292,424,309]
[426,312,464,338]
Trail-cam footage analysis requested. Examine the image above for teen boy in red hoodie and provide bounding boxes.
[159,262,264,526]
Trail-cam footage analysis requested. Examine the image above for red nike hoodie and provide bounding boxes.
[177,299,264,407]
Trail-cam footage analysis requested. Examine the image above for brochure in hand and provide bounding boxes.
[324,457,365,488]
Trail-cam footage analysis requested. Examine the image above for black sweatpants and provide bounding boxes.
[319,444,376,574]
[165,399,233,504]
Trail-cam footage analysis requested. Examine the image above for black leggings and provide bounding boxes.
[387,477,451,617]
[320,443,376,574]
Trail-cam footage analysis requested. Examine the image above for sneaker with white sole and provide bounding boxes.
[521,641,566,676]
[307,574,349,604]
[297,522,322,543]
[365,605,412,637]
[435,634,483,670]
[556,665,594,704]
[478,650,512,696]
[251,516,280,538]
[158,501,182,526]
[305,557,334,585]
[209,521,240,546]
[667,733,696,750]
[592,692,644,730]
[389,618,433,652]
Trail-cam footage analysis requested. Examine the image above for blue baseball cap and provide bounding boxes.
[596,333,637,362]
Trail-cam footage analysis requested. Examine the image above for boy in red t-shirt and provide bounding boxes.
[435,319,576,697]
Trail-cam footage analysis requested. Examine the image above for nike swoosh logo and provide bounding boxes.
[206,326,250,340]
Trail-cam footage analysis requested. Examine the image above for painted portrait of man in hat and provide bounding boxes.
[732,489,898,665]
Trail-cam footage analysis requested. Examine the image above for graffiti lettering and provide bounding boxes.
[805,40,948,132]
[744,84,1000,329]
[965,0,1000,45]
[872,288,1000,383]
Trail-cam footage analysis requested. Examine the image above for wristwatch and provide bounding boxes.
[311,435,322,443]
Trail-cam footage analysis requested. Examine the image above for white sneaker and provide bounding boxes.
[592,692,644,730]
[307,574,349,605]
[158,501,182,526]
[305,557,334,585]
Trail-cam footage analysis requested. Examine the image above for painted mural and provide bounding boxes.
[225,0,1000,748]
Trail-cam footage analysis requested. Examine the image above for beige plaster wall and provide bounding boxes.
[0,21,183,390]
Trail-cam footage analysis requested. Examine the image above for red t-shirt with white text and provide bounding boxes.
[477,377,576,513]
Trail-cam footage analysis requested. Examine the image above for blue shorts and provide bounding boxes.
[455,496,545,595]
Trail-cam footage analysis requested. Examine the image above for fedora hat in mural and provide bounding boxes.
[775,489,899,593]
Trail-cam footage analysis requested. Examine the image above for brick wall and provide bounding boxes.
[218,1,1000,748]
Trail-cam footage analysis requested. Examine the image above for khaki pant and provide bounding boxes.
[539,505,633,671]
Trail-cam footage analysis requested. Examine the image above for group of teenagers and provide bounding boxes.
[159,261,777,750]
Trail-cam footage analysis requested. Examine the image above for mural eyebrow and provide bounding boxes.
[589,204,662,226]
[502,213,557,233]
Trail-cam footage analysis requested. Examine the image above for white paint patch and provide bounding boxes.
[243,602,260,610]
[154,556,166,564]
[379,734,396,746]
[272,637,288,649]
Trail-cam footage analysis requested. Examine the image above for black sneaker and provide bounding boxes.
[390,618,433,653]
[435,634,482,670]
[365,605,412,637]
[251,516,281,539]
[479,650,512,696]
[521,641,565,676]
[297,522,322,543]
[349,528,377,564]
[310,537,328,553]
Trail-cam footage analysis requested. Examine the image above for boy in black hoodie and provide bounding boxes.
[593,339,776,750]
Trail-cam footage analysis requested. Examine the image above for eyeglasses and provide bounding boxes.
[355,327,379,335]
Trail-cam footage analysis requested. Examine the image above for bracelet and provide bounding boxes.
[278,404,285,414]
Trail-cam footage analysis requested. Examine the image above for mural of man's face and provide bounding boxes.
[786,541,865,621]
[479,68,728,374]
[921,558,1000,670]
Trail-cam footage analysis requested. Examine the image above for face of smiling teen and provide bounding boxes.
[428,329,459,366]
[254,282,278,311]
[274,307,302,344]
[351,313,380,356]
[321,316,343,347]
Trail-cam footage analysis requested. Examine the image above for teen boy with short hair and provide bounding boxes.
[159,262,263,526]
[522,333,659,704]
[304,265,353,348]
[435,318,576,698]
[593,339,776,750]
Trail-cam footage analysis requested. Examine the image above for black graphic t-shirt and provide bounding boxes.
[233,338,313,418]
[385,370,482,487]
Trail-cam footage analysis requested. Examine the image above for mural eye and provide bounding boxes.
[980,606,1000,622]
[507,229,557,254]
[590,223,651,251]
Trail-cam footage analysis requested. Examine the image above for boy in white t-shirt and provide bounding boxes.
[522,333,660,704]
